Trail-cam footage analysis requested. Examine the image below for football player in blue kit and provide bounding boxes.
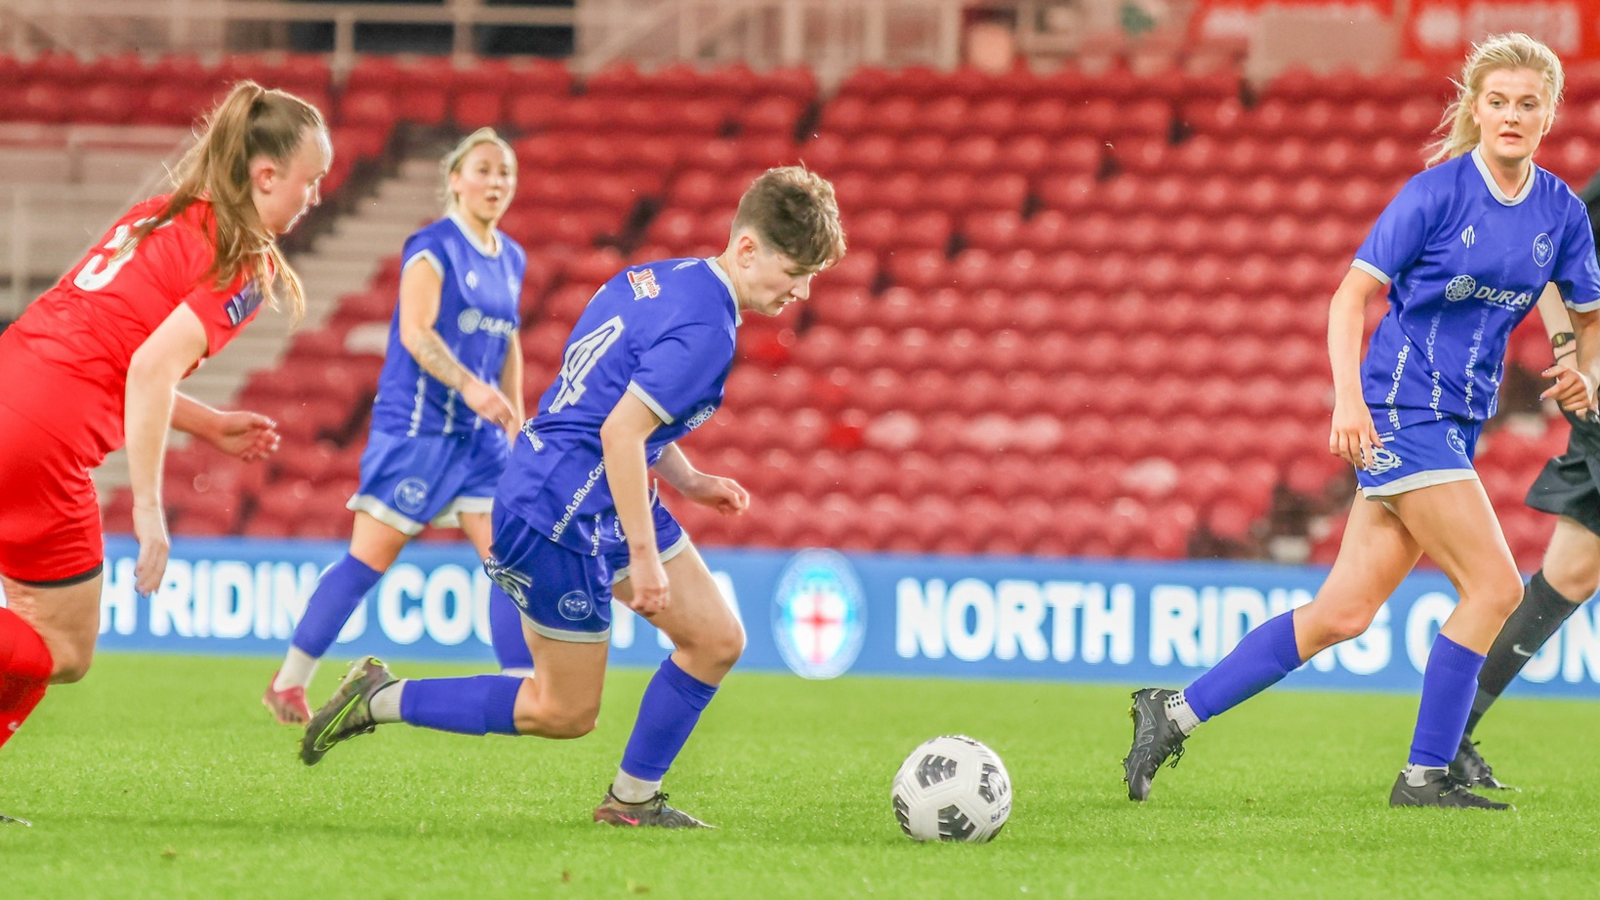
[299,166,847,828]
[263,129,533,725]
[1123,33,1600,809]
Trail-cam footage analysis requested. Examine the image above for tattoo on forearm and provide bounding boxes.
[412,332,470,391]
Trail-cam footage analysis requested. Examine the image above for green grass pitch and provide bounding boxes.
[4,653,1599,899]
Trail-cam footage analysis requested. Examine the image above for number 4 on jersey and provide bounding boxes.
[549,315,625,413]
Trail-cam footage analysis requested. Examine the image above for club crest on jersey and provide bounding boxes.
[557,591,594,621]
[394,477,429,515]
[1445,275,1477,302]
[628,268,661,300]
[466,270,479,290]
[1534,233,1555,267]
[1461,225,1475,248]
[224,282,264,326]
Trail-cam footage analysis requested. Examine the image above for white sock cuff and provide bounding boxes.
[275,647,319,692]
[611,769,662,804]
[1166,691,1202,736]
[369,680,406,724]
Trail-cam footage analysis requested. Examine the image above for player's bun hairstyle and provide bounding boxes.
[124,80,326,320]
[441,127,517,213]
[1429,32,1564,165]
[731,165,847,272]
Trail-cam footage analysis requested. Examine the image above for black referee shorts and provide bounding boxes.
[1527,439,1600,538]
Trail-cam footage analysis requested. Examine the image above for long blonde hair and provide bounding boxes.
[441,127,517,214]
[1428,32,1564,166]
[124,81,326,320]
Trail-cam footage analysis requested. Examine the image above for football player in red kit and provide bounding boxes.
[0,81,330,824]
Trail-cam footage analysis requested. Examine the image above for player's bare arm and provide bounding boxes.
[601,392,669,616]
[1541,301,1599,415]
[1327,267,1387,469]
[398,258,515,429]
[125,304,211,594]
[498,328,525,440]
[652,443,750,515]
[170,393,280,461]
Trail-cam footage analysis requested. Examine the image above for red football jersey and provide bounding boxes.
[0,195,266,460]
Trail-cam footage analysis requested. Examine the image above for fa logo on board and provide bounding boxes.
[628,268,660,300]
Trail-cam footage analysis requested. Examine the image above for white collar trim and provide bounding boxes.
[1471,147,1535,206]
[706,257,742,325]
[447,211,501,257]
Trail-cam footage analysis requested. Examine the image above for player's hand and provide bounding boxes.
[461,379,518,432]
[623,554,670,617]
[1541,363,1596,418]
[132,503,171,596]
[1330,398,1383,470]
[680,473,750,515]
[204,410,280,462]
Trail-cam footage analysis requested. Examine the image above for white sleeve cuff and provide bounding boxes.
[1350,259,1391,285]
[627,382,674,424]
[1567,297,1600,313]
[402,249,445,280]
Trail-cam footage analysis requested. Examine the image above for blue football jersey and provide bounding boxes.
[497,257,740,555]
[370,213,526,437]
[1354,149,1600,429]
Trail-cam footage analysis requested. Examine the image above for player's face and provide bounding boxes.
[1471,67,1552,167]
[450,143,517,227]
[743,242,816,317]
[253,127,332,235]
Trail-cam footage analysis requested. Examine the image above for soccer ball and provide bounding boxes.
[890,735,1012,843]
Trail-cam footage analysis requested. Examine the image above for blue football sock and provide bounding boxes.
[399,674,522,736]
[1409,634,1486,767]
[289,554,384,658]
[488,584,534,671]
[620,657,719,781]
[1185,611,1304,721]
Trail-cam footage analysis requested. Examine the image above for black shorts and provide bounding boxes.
[1527,412,1600,538]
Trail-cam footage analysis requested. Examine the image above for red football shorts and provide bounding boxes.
[0,402,103,584]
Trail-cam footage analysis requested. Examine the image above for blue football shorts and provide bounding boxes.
[348,427,509,535]
[485,498,691,643]
[1355,416,1482,499]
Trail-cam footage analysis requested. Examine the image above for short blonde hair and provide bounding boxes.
[441,127,516,212]
[1428,32,1564,165]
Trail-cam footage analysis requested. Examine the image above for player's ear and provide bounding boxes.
[248,155,279,192]
[734,230,759,267]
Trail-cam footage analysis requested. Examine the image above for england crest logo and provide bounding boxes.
[771,549,867,680]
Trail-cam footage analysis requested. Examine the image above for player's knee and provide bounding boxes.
[541,707,599,740]
[1479,570,1527,620]
[1543,562,1598,604]
[695,621,746,673]
[49,650,93,685]
[1301,607,1374,648]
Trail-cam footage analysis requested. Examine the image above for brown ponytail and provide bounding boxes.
[122,80,326,320]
